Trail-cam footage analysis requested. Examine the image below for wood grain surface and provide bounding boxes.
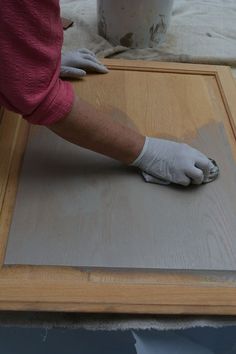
[1,60,236,314]
[0,115,29,263]
[5,121,236,270]
[5,63,236,270]
[0,111,22,214]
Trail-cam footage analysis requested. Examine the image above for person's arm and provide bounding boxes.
[0,0,214,187]
[0,0,74,125]
[49,95,145,164]
[49,94,214,186]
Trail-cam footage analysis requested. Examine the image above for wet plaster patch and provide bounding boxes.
[4,122,236,271]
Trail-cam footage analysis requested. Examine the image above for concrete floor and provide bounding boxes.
[0,327,236,354]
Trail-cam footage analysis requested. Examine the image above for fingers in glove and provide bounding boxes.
[176,175,191,186]
[60,66,86,79]
[77,48,97,57]
[186,167,204,185]
[195,156,213,176]
[77,59,108,73]
[81,55,108,72]
[142,172,170,185]
[87,62,108,73]
[81,53,103,63]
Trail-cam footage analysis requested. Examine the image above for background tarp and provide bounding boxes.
[61,0,236,78]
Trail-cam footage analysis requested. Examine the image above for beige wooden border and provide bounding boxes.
[1,60,236,314]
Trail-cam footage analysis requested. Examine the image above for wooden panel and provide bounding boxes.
[0,110,24,213]
[5,121,236,270]
[0,112,29,263]
[1,60,236,314]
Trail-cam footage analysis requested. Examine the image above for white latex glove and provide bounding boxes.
[131,137,214,186]
[60,48,108,79]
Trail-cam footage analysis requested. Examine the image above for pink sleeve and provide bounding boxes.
[0,0,74,125]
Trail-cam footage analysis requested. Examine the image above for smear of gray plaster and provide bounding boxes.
[149,15,167,45]
[120,32,134,47]
[4,123,236,270]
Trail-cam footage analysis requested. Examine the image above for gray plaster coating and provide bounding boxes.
[4,122,236,270]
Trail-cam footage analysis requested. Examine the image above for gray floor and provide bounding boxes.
[0,325,236,354]
[5,122,236,270]
[0,326,135,354]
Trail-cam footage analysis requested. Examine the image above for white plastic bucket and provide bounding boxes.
[97,0,174,48]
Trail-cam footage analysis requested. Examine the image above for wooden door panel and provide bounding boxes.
[1,60,236,314]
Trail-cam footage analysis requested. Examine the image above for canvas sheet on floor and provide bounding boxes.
[60,0,236,78]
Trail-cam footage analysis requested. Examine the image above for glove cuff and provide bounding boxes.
[130,137,149,167]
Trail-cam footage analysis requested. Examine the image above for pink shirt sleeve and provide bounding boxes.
[0,0,74,125]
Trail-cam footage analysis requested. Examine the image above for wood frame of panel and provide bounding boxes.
[1,60,236,315]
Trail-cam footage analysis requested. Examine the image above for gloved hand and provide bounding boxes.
[60,48,108,79]
[131,137,214,186]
